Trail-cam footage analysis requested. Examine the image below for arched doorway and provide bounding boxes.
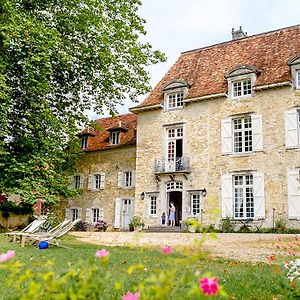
[166,181,183,226]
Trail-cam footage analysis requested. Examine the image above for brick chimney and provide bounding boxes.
[231,26,247,40]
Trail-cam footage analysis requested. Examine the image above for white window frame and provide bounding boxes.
[110,131,120,145]
[124,171,133,188]
[148,195,157,216]
[190,193,201,216]
[80,136,88,149]
[232,78,252,98]
[233,174,254,220]
[232,116,253,154]
[296,70,300,90]
[71,208,79,221]
[166,92,184,109]
[92,207,104,223]
[227,74,256,100]
[74,175,81,189]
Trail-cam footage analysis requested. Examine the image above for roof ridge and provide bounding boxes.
[182,24,300,55]
[94,112,135,122]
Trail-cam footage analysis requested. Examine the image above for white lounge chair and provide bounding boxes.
[6,219,47,243]
[20,219,80,248]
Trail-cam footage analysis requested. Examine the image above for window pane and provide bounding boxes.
[150,196,157,215]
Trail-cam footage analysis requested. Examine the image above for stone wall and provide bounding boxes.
[135,87,300,228]
[67,145,136,229]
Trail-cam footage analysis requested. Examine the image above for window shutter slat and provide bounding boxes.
[79,174,84,189]
[88,175,93,190]
[78,208,82,220]
[114,198,121,228]
[86,208,91,223]
[65,208,71,220]
[285,109,299,148]
[253,172,265,219]
[100,173,105,189]
[221,174,233,218]
[288,170,300,219]
[221,119,232,154]
[117,172,123,188]
[252,114,263,151]
[131,171,135,188]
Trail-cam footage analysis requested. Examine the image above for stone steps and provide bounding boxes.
[143,226,183,233]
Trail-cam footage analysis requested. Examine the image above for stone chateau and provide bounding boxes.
[67,25,300,230]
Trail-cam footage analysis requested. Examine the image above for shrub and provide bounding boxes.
[94,220,108,232]
[0,201,33,218]
[275,218,287,233]
[74,220,88,231]
[219,217,235,233]
[128,216,144,230]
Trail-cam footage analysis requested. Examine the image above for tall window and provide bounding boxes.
[94,174,102,189]
[92,208,104,223]
[110,131,120,145]
[167,92,184,109]
[71,208,79,221]
[233,174,254,219]
[191,194,200,215]
[232,79,252,98]
[233,117,252,153]
[74,175,81,189]
[124,171,133,187]
[149,196,157,215]
[80,136,88,149]
[297,70,300,89]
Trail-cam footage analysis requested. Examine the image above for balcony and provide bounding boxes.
[154,157,190,174]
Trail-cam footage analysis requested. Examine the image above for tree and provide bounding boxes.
[0,0,165,203]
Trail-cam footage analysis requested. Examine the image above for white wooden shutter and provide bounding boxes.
[117,172,123,188]
[114,198,122,228]
[131,171,135,188]
[65,208,71,220]
[86,208,92,223]
[78,208,82,220]
[221,118,232,154]
[99,208,104,220]
[221,174,233,218]
[87,175,93,191]
[287,170,300,219]
[100,173,105,189]
[285,109,299,148]
[252,114,263,151]
[253,172,265,219]
[69,176,74,189]
[79,174,84,189]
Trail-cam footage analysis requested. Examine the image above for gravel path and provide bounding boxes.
[70,232,300,262]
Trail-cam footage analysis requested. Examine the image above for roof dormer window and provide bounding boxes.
[80,136,88,149]
[110,131,120,145]
[163,80,190,111]
[288,55,300,90]
[225,65,259,100]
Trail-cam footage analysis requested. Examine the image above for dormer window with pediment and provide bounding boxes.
[288,55,300,90]
[163,80,190,110]
[225,65,260,100]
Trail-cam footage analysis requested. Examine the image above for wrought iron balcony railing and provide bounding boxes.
[154,157,190,173]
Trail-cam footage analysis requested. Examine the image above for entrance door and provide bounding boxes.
[122,199,133,229]
[168,191,182,226]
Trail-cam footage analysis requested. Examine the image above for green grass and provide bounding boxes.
[0,234,297,299]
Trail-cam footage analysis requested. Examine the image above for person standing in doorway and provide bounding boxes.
[169,202,176,226]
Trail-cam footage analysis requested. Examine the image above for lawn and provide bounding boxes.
[0,233,297,299]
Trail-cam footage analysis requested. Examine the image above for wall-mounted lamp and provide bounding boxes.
[140,192,145,200]
[201,188,207,197]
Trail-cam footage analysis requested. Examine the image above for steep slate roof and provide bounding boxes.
[82,113,137,152]
[138,24,300,108]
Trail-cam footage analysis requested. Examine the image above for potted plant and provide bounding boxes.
[129,216,144,231]
[94,220,108,232]
[184,217,198,233]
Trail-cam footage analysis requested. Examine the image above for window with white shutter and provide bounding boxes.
[287,170,300,219]
[221,174,233,218]
[285,109,299,149]
[117,172,123,188]
[253,172,265,219]
[221,119,232,154]
[190,193,201,216]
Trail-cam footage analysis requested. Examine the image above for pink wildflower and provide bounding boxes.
[0,250,15,262]
[122,291,140,300]
[162,246,172,255]
[95,249,109,258]
[199,277,219,296]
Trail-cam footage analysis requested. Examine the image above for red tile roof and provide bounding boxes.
[139,25,300,108]
[82,113,137,152]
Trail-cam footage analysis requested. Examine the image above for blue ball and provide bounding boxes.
[38,241,49,250]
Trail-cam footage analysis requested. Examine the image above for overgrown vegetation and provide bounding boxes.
[0,201,33,218]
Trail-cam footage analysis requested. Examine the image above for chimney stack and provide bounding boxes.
[231,26,247,40]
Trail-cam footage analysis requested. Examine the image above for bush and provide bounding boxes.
[94,220,108,232]
[275,218,287,233]
[74,220,88,231]
[0,201,33,218]
[219,217,235,233]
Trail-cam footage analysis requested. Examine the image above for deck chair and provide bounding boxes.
[6,219,47,243]
[21,219,80,248]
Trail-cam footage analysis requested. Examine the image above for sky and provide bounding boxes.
[89,0,300,119]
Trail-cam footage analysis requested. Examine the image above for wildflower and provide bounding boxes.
[268,254,276,261]
[162,246,172,255]
[122,291,140,300]
[0,250,15,262]
[199,277,219,296]
[95,249,109,258]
